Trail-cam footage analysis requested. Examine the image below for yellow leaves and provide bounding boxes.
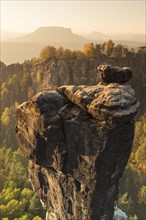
[142,164,146,172]
[129,214,138,220]
[36,71,41,83]
[15,102,19,109]
[6,199,19,213]
[130,113,146,173]
[39,46,56,59]
[2,188,20,204]
[72,50,84,57]
[20,188,34,200]
[1,107,10,126]
[118,192,128,205]
[32,217,43,220]
[27,87,34,100]
[138,186,146,204]
[83,43,94,56]
[143,123,146,134]
[56,46,64,57]
[135,142,146,163]
[63,49,72,57]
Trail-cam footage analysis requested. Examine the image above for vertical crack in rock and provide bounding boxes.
[16,65,140,220]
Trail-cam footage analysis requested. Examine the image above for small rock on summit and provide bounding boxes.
[98,64,132,83]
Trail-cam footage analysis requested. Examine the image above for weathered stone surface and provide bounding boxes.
[58,82,139,124]
[16,65,140,220]
[98,64,132,83]
[1,53,145,114]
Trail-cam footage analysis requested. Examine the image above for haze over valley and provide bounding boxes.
[1,0,145,64]
[1,27,145,64]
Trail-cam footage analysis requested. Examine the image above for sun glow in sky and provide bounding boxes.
[1,0,145,34]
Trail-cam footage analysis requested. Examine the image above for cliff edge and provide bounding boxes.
[16,65,140,220]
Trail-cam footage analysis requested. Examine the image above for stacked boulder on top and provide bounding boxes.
[16,65,140,220]
[58,65,139,124]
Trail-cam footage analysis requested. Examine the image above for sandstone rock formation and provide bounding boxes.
[30,55,145,116]
[16,65,140,220]
[97,64,132,83]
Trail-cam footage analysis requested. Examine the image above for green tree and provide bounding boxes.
[135,141,146,165]
[105,39,115,56]
[94,43,102,57]
[138,186,146,205]
[129,214,138,220]
[33,217,43,220]
[114,44,124,58]
[72,50,85,57]
[0,147,45,219]
[56,46,64,57]
[63,49,72,57]
[1,107,10,126]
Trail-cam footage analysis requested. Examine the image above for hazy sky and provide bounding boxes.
[1,0,145,34]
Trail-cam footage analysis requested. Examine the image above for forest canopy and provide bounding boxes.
[0,40,146,219]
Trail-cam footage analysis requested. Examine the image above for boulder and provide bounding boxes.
[98,64,132,83]
[16,65,140,220]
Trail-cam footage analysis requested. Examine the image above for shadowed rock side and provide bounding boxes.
[16,65,140,220]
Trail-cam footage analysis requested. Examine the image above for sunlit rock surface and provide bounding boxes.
[16,65,140,220]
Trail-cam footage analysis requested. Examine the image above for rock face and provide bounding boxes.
[30,55,145,115]
[97,64,132,83]
[16,65,140,220]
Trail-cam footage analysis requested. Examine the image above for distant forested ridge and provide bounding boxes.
[1,27,145,64]
[0,41,146,219]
